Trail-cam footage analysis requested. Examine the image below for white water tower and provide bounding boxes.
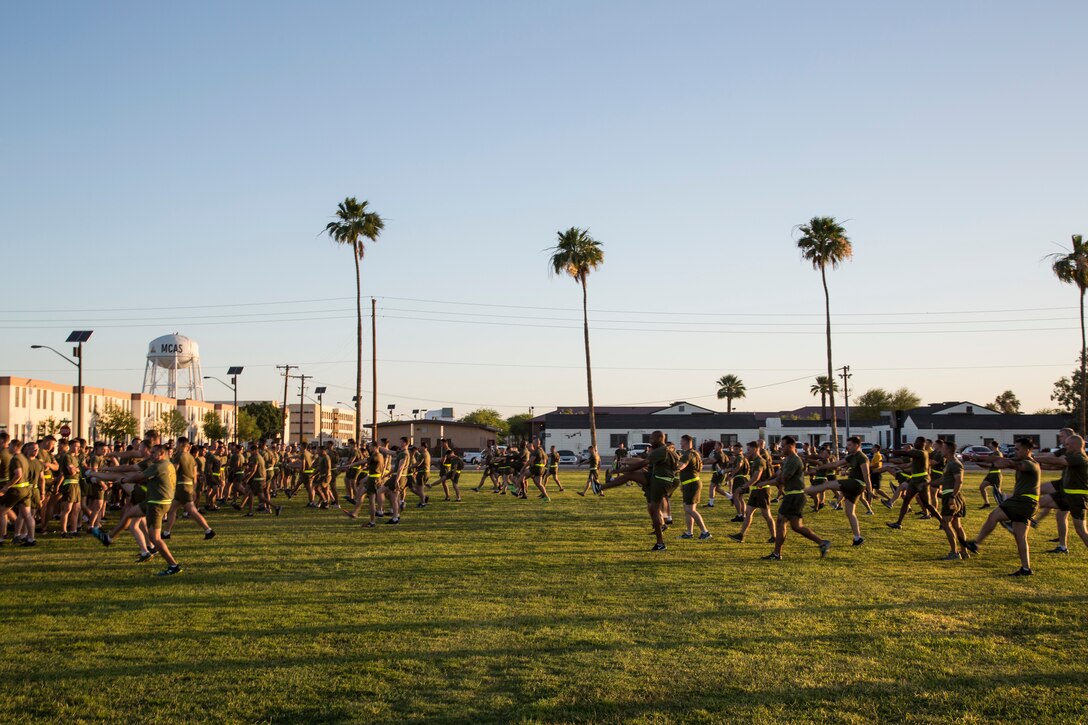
[141,333,205,400]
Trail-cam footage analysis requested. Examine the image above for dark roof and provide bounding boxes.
[532,406,662,422]
[908,401,997,415]
[542,413,761,430]
[908,412,1072,430]
[778,418,884,428]
[376,420,499,433]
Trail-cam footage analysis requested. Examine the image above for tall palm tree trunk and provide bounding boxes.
[581,276,597,451]
[820,392,827,421]
[353,243,363,443]
[1080,287,1086,434]
[727,397,732,413]
[821,267,838,451]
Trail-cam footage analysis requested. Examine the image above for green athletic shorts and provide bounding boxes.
[839,478,865,502]
[747,487,770,509]
[778,492,806,518]
[940,492,966,518]
[248,479,264,496]
[174,483,194,505]
[681,481,701,506]
[645,476,676,504]
[1000,496,1038,524]
[1,487,29,508]
[141,501,170,530]
[60,481,80,503]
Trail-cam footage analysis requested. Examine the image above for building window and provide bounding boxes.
[609,433,628,448]
[966,406,974,414]
[939,434,955,444]
[678,405,685,412]
[720,434,738,445]
[641,433,651,443]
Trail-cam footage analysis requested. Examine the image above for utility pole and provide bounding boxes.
[277,364,294,443]
[371,297,378,444]
[839,364,852,445]
[290,373,310,446]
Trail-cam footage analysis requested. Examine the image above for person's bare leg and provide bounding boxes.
[1013,522,1031,571]
[844,499,861,540]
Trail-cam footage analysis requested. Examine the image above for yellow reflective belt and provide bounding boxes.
[653,474,674,481]
[1023,494,1039,501]
[1064,488,1088,494]
[210,472,221,477]
[303,469,314,474]
[906,472,928,478]
[11,482,30,488]
[784,490,806,495]
[62,479,79,485]
[940,489,955,495]
[680,477,699,485]
[146,499,172,505]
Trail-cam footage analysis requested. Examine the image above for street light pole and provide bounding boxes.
[204,367,243,443]
[32,329,92,439]
[315,386,327,446]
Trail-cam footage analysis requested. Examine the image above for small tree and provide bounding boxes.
[888,387,921,411]
[853,388,893,420]
[242,402,283,441]
[809,376,839,421]
[460,409,509,441]
[37,416,61,438]
[715,374,746,413]
[99,402,138,442]
[236,410,261,442]
[992,390,1021,414]
[159,409,189,440]
[506,413,532,441]
[202,411,229,441]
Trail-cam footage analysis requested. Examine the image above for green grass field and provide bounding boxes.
[2,469,1087,723]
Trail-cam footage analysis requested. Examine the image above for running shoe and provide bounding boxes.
[819,540,831,558]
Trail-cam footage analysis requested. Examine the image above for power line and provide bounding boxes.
[7,291,1077,319]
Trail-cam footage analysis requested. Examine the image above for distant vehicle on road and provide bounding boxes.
[557,449,578,465]
[462,451,483,465]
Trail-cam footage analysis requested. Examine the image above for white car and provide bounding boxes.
[959,445,993,457]
[628,443,651,456]
[462,451,483,465]
[557,449,579,465]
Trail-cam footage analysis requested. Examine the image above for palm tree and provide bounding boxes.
[1048,234,1088,433]
[796,216,853,450]
[548,227,605,450]
[715,374,746,413]
[325,197,385,443]
[809,375,839,421]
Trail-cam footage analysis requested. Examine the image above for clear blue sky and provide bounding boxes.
[2,1,1086,422]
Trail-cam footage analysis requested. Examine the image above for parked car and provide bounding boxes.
[557,449,579,465]
[959,445,993,457]
[860,443,875,455]
[462,450,484,465]
[628,443,651,456]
